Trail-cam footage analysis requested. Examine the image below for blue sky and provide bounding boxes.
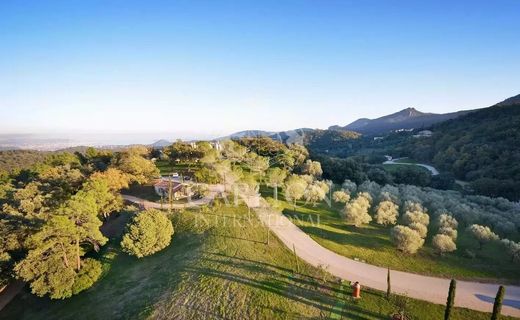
[1,0,519,140]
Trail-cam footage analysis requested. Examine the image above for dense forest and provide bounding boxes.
[0,147,159,295]
[0,150,48,173]
[404,102,520,200]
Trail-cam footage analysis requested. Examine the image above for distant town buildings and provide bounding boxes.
[413,130,433,138]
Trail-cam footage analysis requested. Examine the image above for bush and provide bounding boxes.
[392,225,425,254]
[121,209,174,258]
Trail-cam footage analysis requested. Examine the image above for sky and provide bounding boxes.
[1,0,519,141]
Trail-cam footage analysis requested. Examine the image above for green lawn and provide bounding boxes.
[260,186,520,282]
[393,158,417,164]
[1,203,514,320]
[155,160,201,177]
[382,163,431,175]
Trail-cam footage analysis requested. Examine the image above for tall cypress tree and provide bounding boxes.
[444,279,456,320]
[386,268,391,299]
[491,286,506,320]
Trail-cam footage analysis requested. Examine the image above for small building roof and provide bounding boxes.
[154,180,183,192]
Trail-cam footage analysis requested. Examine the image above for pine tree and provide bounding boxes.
[491,286,505,320]
[444,279,456,320]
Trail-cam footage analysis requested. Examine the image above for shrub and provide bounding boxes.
[391,225,424,254]
[121,209,174,258]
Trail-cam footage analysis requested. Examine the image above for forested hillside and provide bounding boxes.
[404,99,520,200]
[0,150,48,173]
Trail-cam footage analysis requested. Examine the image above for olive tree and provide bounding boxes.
[432,234,457,255]
[343,192,372,227]
[375,200,399,226]
[302,160,323,178]
[391,225,424,254]
[403,210,430,226]
[332,190,350,204]
[341,179,357,194]
[409,222,428,238]
[501,239,520,263]
[303,181,327,206]
[467,224,499,250]
[121,209,174,258]
[439,227,458,241]
[284,175,308,212]
[266,167,287,189]
[438,213,458,230]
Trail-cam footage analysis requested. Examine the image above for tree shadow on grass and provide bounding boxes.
[200,255,344,295]
[182,264,385,319]
[299,225,391,250]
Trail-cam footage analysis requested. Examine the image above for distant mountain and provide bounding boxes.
[220,130,276,140]
[330,107,474,135]
[220,128,313,144]
[150,139,172,148]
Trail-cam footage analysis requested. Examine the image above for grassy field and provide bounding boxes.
[155,160,201,177]
[1,202,511,320]
[260,186,520,282]
[393,158,417,164]
[382,163,431,175]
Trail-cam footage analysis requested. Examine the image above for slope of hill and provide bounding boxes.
[150,139,172,148]
[219,130,275,140]
[405,94,520,200]
[0,150,48,173]
[330,107,473,135]
[221,128,314,144]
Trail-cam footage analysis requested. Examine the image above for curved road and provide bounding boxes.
[122,192,520,317]
[383,158,439,175]
[249,197,520,317]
